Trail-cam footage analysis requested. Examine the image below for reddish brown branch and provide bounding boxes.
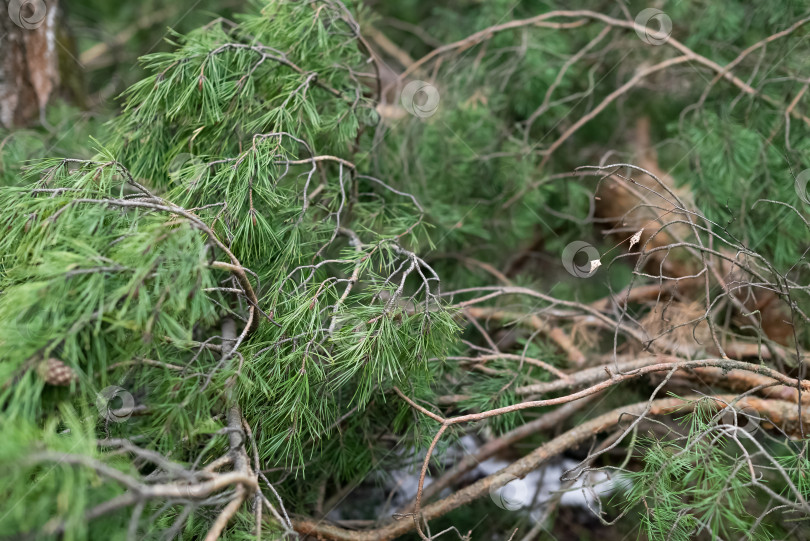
[293,395,810,540]
[398,395,596,514]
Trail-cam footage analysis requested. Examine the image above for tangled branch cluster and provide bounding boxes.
[1,1,809,540]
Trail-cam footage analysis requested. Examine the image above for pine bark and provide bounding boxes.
[0,0,61,127]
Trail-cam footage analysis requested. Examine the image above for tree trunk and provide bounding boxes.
[0,0,61,127]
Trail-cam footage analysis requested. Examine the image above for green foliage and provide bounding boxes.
[0,1,458,538]
[621,399,807,540]
[2,0,810,539]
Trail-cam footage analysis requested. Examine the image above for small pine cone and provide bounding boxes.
[36,357,78,386]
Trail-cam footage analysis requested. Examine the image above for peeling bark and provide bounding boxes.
[0,0,60,127]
